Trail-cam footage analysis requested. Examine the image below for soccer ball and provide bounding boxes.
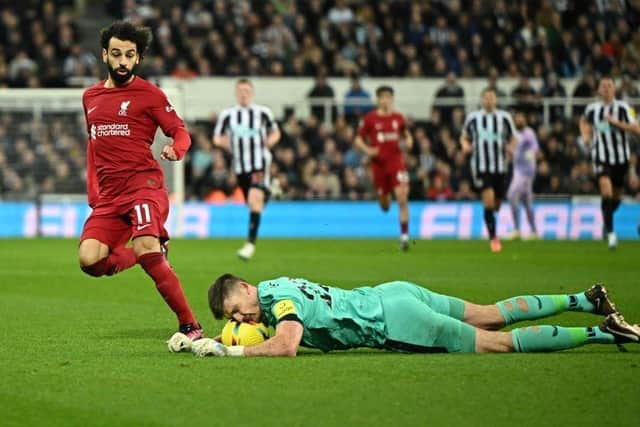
[220,320,269,346]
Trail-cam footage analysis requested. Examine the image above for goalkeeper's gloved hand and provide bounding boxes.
[167,332,192,353]
[192,338,228,357]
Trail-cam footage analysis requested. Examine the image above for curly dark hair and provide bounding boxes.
[100,21,152,59]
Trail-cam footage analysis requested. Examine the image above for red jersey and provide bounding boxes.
[357,110,406,164]
[82,77,187,206]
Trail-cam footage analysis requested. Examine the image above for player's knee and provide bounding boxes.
[132,236,160,257]
[78,250,103,269]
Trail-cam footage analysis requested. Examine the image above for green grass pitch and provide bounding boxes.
[1,239,639,427]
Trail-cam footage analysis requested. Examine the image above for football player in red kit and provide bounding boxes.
[78,22,203,340]
[354,86,413,250]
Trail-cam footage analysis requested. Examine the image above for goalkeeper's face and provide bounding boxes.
[102,37,140,85]
[224,282,262,323]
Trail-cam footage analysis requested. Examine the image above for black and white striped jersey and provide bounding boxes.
[583,100,635,166]
[213,104,278,174]
[463,109,516,175]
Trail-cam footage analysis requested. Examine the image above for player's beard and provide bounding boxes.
[107,63,136,86]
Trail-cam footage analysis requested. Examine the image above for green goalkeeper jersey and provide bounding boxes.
[257,277,387,352]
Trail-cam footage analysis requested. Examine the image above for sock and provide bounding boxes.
[137,252,197,326]
[400,221,408,236]
[80,246,137,277]
[510,201,520,232]
[248,211,261,244]
[511,325,615,352]
[484,208,496,239]
[108,246,137,274]
[496,294,595,325]
[612,198,621,213]
[524,199,536,233]
[601,197,613,233]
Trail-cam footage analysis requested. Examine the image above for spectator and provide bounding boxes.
[426,172,454,201]
[307,72,336,122]
[328,0,354,25]
[308,159,341,199]
[540,72,567,122]
[434,71,465,123]
[511,76,540,115]
[343,74,373,124]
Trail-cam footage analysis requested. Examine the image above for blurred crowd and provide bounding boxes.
[0,112,87,198]
[2,0,640,202]
[118,0,640,80]
[0,1,99,88]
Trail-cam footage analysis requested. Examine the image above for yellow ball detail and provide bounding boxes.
[220,320,270,346]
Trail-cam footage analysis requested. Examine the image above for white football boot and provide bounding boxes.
[237,242,255,260]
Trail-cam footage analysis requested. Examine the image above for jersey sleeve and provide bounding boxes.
[398,114,407,132]
[213,109,230,137]
[86,139,99,207]
[583,103,596,124]
[462,112,474,137]
[147,87,185,136]
[260,107,278,133]
[82,91,99,206]
[621,102,636,123]
[357,114,371,138]
[504,113,517,140]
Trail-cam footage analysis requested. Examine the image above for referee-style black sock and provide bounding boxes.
[612,198,621,213]
[248,211,261,244]
[484,208,496,239]
[601,198,613,233]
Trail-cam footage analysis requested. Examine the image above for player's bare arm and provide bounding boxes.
[213,134,231,150]
[242,320,303,357]
[266,127,281,149]
[579,117,592,145]
[506,136,518,156]
[354,135,379,157]
[403,129,413,151]
[460,132,472,154]
[605,114,640,134]
[189,320,303,357]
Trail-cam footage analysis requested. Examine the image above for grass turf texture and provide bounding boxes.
[1,239,639,427]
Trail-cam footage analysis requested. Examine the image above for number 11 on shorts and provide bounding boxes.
[134,203,152,229]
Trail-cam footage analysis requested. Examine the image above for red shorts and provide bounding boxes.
[371,157,408,195]
[80,189,170,250]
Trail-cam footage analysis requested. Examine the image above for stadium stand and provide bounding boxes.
[1,0,639,203]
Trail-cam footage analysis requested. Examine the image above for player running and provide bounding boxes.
[168,275,639,357]
[460,88,517,253]
[507,111,539,239]
[78,22,203,340]
[354,86,413,251]
[579,76,640,249]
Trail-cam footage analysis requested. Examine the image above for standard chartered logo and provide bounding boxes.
[91,123,131,139]
[478,128,500,142]
[231,124,261,138]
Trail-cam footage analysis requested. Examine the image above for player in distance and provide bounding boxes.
[507,111,539,240]
[78,22,203,340]
[168,274,639,357]
[354,86,413,251]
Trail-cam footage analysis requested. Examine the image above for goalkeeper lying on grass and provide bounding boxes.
[168,273,640,357]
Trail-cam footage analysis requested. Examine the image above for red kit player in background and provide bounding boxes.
[78,22,203,340]
[354,86,413,250]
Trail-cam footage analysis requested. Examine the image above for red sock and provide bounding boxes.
[80,246,137,277]
[137,252,197,326]
[401,221,408,235]
[108,246,137,274]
